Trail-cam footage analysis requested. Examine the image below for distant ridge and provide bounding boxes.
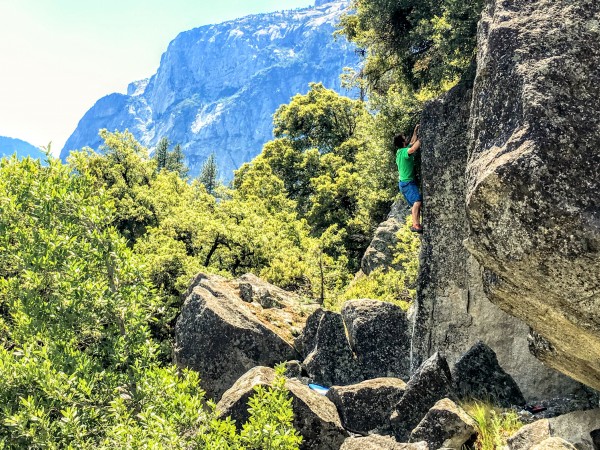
[0,136,47,161]
[61,1,358,179]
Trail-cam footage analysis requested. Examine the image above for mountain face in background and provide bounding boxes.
[0,136,47,160]
[61,1,358,179]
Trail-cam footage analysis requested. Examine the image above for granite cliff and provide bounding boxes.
[413,0,600,398]
[60,1,358,179]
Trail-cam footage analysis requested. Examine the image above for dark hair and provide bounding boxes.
[393,134,407,149]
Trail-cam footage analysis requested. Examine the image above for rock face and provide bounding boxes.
[60,1,358,179]
[296,309,361,386]
[452,341,526,407]
[216,366,348,450]
[414,55,587,399]
[464,0,600,390]
[409,398,478,450]
[0,136,46,160]
[342,299,411,380]
[389,353,454,441]
[361,200,407,275]
[174,273,317,399]
[326,378,407,434]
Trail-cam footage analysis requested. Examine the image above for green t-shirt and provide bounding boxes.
[396,146,415,182]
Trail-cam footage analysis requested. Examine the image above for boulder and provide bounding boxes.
[174,273,307,399]
[361,200,407,275]
[342,300,411,380]
[465,0,600,389]
[340,436,429,450]
[452,341,526,407]
[326,378,407,434]
[216,366,348,450]
[414,71,584,402]
[409,398,477,450]
[508,408,600,450]
[389,353,454,441]
[296,309,361,386]
[530,438,577,450]
[508,420,550,450]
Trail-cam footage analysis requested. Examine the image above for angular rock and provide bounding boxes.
[452,341,526,407]
[508,420,550,450]
[340,435,428,450]
[174,273,303,399]
[342,299,411,380]
[296,309,361,386]
[530,437,577,450]
[361,200,407,275]
[465,0,600,390]
[217,366,348,450]
[326,378,407,434]
[409,398,477,450]
[508,408,600,450]
[389,353,454,441]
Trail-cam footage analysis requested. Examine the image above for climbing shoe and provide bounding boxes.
[410,226,423,234]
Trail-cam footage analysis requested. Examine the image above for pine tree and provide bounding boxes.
[199,153,218,194]
[155,137,169,171]
[166,143,189,178]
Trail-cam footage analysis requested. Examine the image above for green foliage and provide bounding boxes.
[235,83,396,274]
[339,0,483,92]
[166,143,189,178]
[463,402,523,450]
[0,155,301,449]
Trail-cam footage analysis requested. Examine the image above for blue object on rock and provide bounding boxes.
[308,383,329,395]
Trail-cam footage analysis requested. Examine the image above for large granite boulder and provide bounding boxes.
[342,300,411,380]
[296,309,361,386]
[361,200,407,275]
[530,438,577,450]
[326,378,407,434]
[389,353,454,441]
[174,273,314,399]
[414,72,584,401]
[452,341,526,407]
[216,366,348,450]
[340,436,428,450]
[409,398,478,450]
[464,0,600,390]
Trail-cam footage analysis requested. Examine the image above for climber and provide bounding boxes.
[394,124,422,233]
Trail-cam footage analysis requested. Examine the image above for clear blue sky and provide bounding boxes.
[0,0,314,154]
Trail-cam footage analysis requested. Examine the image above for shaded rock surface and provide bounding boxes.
[296,309,361,386]
[464,0,600,390]
[342,299,411,380]
[340,436,428,450]
[174,273,317,399]
[414,34,588,401]
[361,200,407,275]
[326,378,407,434]
[409,398,477,450]
[61,1,359,180]
[216,366,348,450]
[389,353,454,441]
[452,340,525,407]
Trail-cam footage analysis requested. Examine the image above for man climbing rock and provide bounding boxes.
[394,124,422,233]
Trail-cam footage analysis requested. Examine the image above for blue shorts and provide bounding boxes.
[399,180,422,207]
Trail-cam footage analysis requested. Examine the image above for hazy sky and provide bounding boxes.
[0,0,314,154]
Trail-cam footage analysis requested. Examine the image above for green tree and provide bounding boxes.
[199,152,219,194]
[166,143,189,178]
[155,136,169,171]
